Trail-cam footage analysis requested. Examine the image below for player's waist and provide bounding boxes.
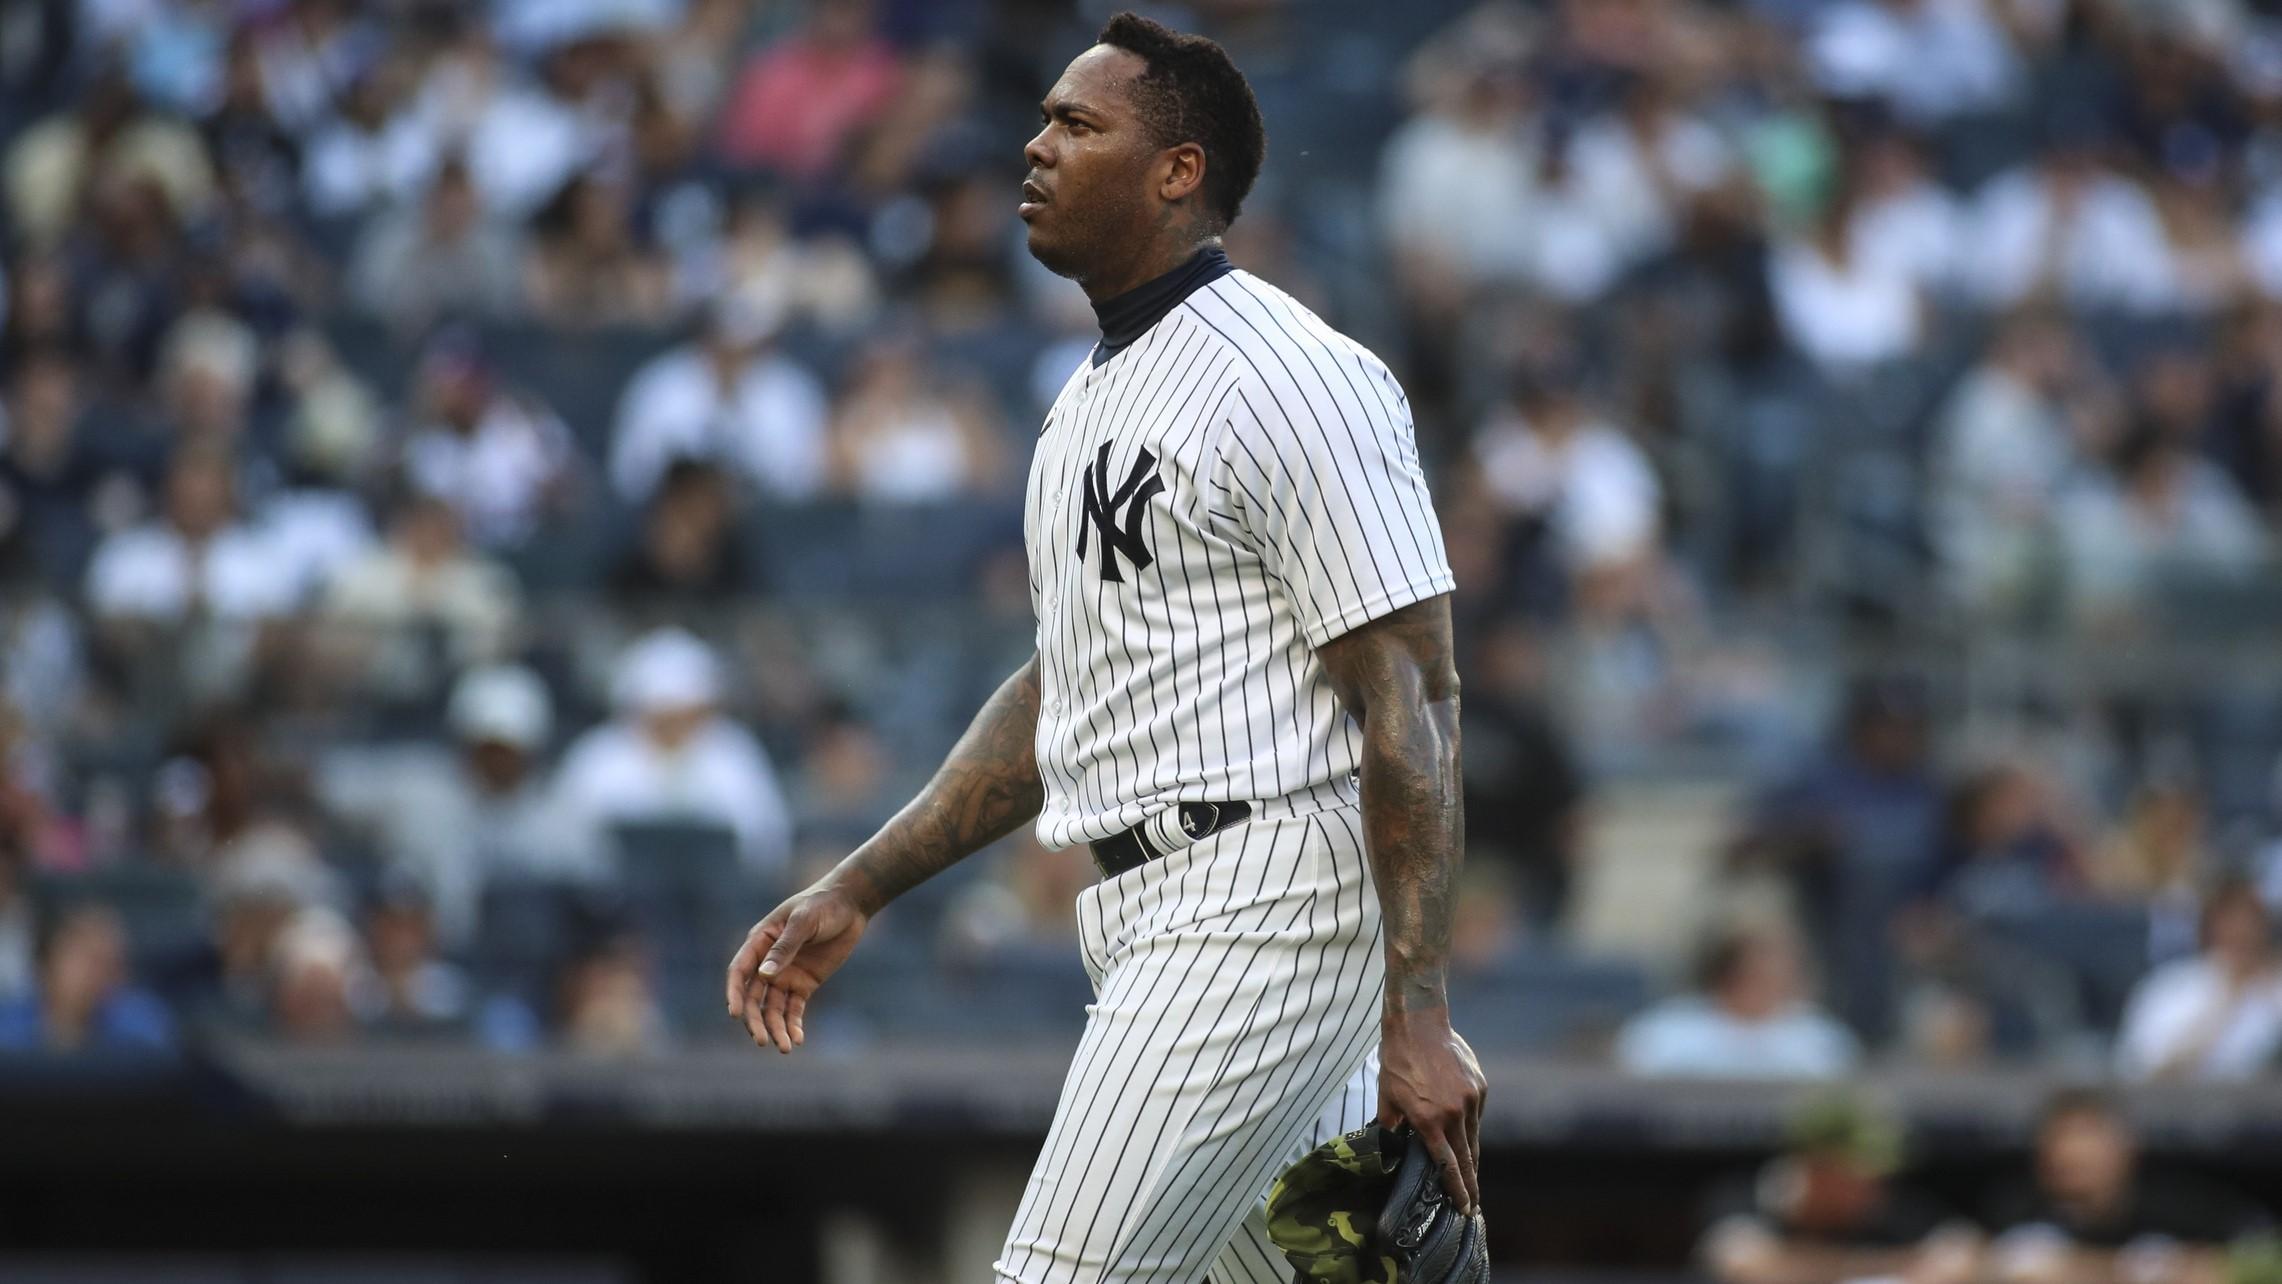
[1087,777,1358,879]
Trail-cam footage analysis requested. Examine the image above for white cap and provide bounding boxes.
[611,628,721,715]
[449,664,553,749]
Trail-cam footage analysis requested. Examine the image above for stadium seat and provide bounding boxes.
[1973,904,2154,1031]
[1448,948,1656,1055]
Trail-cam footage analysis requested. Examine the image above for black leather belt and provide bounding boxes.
[1090,801,1254,877]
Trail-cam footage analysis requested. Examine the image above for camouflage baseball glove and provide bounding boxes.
[1266,1123,1488,1284]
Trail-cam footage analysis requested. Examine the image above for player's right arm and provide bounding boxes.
[725,653,1044,1053]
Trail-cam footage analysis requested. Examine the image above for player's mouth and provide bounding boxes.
[1019,179,1050,220]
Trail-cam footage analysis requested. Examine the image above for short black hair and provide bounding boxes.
[1096,12,1265,230]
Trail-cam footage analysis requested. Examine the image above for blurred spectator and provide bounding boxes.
[347,157,524,328]
[265,906,364,1044]
[2056,422,2268,626]
[717,0,906,180]
[319,664,599,950]
[84,445,297,623]
[302,54,437,222]
[608,295,829,504]
[349,878,471,1036]
[5,70,215,249]
[1846,128,1963,298]
[1768,148,1926,376]
[555,932,666,1057]
[0,904,174,1054]
[608,459,749,619]
[1930,310,2107,614]
[452,32,621,222]
[1806,0,2023,127]
[0,348,113,584]
[0,838,28,1002]
[400,330,577,549]
[2092,772,2217,919]
[1729,676,1942,1036]
[1984,1089,2271,1280]
[1378,21,1537,301]
[826,334,1007,503]
[1967,111,2178,313]
[1470,350,1663,622]
[521,171,674,329]
[1925,762,2088,918]
[1698,1095,1979,1284]
[942,834,1088,959]
[318,494,521,699]
[1456,618,1585,930]
[554,629,792,877]
[2115,879,2282,1081]
[156,308,259,446]
[1616,920,1861,1078]
[707,187,879,335]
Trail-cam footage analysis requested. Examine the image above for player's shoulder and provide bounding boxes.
[1183,270,1408,424]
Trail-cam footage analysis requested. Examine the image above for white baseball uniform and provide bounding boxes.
[995,265,1454,1283]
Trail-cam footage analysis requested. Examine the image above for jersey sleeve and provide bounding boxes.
[1213,357,1455,647]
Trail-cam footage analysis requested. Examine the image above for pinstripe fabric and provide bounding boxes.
[1025,270,1455,853]
[993,806,1385,1284]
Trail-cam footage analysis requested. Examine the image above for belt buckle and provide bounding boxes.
[1178,802,1221,841]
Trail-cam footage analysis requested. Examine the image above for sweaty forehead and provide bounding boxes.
[1046,44,1148,118]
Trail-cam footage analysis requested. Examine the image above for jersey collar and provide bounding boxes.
[1090,246,1232,367]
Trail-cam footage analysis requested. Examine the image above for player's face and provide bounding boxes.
[1021,46,1162,282]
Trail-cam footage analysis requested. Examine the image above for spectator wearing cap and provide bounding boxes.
[320,664,599,951]
[1616,920,1862,1079]
[83,445,300,623]
[347,157,525,329]
[2116,880,2282,1081]
[0,904,175,1054]
[608,294,829,505]
[319,494,521,701]
[399,329,577,549]
[553,628,792,877]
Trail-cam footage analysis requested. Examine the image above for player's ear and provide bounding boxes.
[1158,142,1206,205]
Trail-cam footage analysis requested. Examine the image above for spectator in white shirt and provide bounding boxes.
[553,628,792,878]
[319,494,522,700]
[826,334,1006,504]
[1931,311,2103,612]
[2056,423,2268,625]
[1848,129,1965,297]
[1770,153,1926,376]
[399,330,577,549]
[301,55,436,222]
[2117,880,2282,1081]
[85,445,298,622]
[609,294,829,504]
[1807,0,2024,127]
[1967,116,2180,313]
[1618,921,1863,1079]
[1472,355,1663,620]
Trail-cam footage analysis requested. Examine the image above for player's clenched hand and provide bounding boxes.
[1377,1009,1487,1215]
[725,884,869,1054]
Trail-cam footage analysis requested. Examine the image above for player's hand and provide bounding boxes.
[1377,1007,1486,1216]
[724,883,870,1054]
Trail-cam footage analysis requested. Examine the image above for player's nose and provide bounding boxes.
[1024,128,1054,171]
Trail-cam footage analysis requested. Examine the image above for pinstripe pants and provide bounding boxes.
[993,800,1386,1284]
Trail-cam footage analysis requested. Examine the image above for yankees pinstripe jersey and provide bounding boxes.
[1024,267,1455,851]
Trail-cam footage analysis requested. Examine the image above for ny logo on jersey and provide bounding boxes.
[1076,441,1165,583]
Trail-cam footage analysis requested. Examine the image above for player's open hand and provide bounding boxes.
[725,884,870,1054]
[1377,1009,1487,1215]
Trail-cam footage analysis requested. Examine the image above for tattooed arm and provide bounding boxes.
[1316,594,1487,1214]
[727,655,1044,1053]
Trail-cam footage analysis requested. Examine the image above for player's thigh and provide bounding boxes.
[1208,1049,1379,1284]
[995,907,1377,1279]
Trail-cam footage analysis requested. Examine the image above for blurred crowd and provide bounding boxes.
[7,0,2282,1095]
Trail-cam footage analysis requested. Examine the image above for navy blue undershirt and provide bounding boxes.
[1090,246,1232,366]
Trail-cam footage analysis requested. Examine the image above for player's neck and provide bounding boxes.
[1081,235,1225,304]
[1088,244,1231,365]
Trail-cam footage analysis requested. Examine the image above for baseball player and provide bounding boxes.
[726,13,1485,1281]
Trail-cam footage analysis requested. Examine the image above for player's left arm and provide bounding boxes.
[1316,591,1487,1216]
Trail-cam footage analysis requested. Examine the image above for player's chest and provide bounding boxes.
[1025,350,1236,606]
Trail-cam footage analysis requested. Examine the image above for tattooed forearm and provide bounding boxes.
[824,656,1045,916]
[1316,596,1464,1015]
